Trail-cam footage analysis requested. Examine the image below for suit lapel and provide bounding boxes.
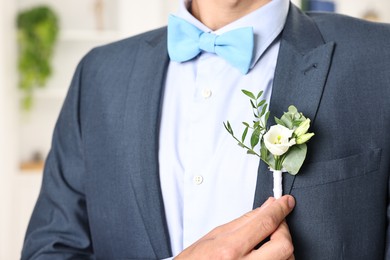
[253,5,335,208]
[123,29,172,258]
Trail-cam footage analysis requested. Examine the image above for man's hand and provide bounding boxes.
[175,195,295,260]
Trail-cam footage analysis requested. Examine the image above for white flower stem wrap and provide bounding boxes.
[272,169,283,199]
[264,125,295,198]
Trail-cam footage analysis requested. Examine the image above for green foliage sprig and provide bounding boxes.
[223,90,270,157]
[17,6,59,110]
[224,90,314,175]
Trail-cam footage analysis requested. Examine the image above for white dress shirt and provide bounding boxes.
[158,0,290,257]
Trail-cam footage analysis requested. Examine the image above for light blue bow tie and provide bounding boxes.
[167,15,254,75]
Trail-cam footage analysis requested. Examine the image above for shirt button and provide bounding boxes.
[201,88,212,99]
[193,175,204,185]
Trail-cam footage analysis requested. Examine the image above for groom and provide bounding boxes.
[22,0,390,259]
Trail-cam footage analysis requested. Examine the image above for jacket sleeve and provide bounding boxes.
[21,55,94,259]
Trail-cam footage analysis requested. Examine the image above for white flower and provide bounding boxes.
[264,125,296,156]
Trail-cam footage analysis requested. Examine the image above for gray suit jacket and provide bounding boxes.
[22,4,390,260]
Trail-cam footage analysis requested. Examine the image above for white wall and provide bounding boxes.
[0,0,19,258]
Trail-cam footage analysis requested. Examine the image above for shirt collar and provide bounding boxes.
[175,0,290,70]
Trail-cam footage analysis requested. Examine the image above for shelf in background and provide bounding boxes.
[20,161,44,173]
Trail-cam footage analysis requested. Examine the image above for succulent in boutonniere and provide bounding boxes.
[224,90,314,198]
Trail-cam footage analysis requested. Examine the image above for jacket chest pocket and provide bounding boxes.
[292,148,382,189]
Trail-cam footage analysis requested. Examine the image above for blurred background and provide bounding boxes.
[0,0,389,259]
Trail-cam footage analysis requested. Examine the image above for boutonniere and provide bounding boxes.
[224,90,314,198]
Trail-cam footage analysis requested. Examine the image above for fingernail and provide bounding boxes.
[287,196,295,209]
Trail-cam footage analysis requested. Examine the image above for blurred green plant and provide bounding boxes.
[17,6,59,110]
[299,0,310,11]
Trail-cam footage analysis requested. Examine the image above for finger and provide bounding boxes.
[270,221,292,241]
[250,221,294,260]
[259,197,276,209]
[202,197,277,240]
[231,195,295,252]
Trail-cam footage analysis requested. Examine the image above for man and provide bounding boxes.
[22,0,390,259]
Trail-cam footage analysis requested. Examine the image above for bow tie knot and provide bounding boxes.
[199,32,217,53]
[168,15,254,74]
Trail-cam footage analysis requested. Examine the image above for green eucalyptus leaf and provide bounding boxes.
[292,120,303,127]
[294,113,302,121]
[223,122,229,131]
[223,121,233,134]
[247,150,257,155]
[260,104,268,117]
[259,140,275,169]
[256,90,264,99]
[250,99,256,109]
[265,111,270,124]
[238,142,246,148]
[242,89,256,99]
[274,117,286,127]
[280,113,294,129]
[250,127,261,149]
[282,144,307,175]
[288,105,298,114]
[242,126,249,143]
[242,122,250,127]
[257,99,266,108]
[227,121,233,135]
[267,153,276,170]
[260,141,268,162]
